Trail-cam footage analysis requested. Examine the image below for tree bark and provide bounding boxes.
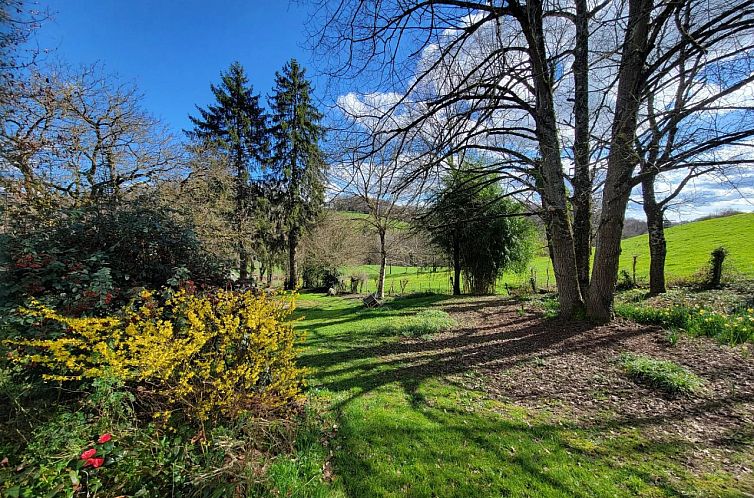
[286,228,298,290]
[452,235,461,295]
[642,175,667,294]
[377,228,387,299]
[239,241,249,281]
[519,0,584,318]
[571,0,592,300]
[587,0,654,321]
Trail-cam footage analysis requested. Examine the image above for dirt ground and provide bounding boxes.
[416,297,754,478]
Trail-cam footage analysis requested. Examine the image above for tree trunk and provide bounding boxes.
[642,176,667,295]
[452,235,461,296]
[520,0,584,318]
[239,247,249,281]
[234,151,248,281]
[377,229,387,299]
[571,0,592,300]
[286,229,298,290]
[587,0,654,321]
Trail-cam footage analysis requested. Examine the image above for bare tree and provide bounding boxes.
[631,1,754,294]
[1,65,180,207]
[313,0,754,320]
[331,138,424,299]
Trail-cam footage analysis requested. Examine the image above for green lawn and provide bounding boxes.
[291,293,749,497]
[344,213,754,295]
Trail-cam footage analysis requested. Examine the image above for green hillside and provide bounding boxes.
[616,213,754,279]
[347,212,754,294]
[528,212,754,286]
[526,212,754,286]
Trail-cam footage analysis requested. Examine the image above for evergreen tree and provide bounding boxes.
[427,164,535,295]
[187,62,269,280]
[268,59,325,290]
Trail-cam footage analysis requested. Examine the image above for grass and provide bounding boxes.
[619,213,754,280]
[620,353,704,395]
[288,293,750,496]
[389,309,456,337]
[341,213,754,296]
[615,302,754,345]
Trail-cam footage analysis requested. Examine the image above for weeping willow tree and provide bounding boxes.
[427,166,535,295]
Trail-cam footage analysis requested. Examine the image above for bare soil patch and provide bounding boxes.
[428,296,754,477]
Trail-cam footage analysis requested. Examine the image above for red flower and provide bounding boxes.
[84,457,105,468]
[80,448,96,460]
[97,433,112,444]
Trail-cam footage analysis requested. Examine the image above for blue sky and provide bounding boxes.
[28,1,752,220]
[33,0,318,133]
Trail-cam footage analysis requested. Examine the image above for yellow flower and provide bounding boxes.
[4,289,304,423]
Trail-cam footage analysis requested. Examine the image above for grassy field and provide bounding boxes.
[343,213,754,295]
[288,293,751,497]
[618,212,754,280]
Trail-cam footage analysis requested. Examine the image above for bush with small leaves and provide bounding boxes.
[5,289,305,423]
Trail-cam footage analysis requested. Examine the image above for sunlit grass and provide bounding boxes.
[287,294,751,497]
[620,353,704,395]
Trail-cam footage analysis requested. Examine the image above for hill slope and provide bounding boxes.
[347,212,754,294]
[524,212,754,285]
[617,212,754,280]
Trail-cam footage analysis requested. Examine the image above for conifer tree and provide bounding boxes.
[187,62,269,281]
[268,59,325,290]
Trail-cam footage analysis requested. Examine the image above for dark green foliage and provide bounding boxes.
[616,269,636,291]
[0,203,226,311]
[0,371,329,497]
[187,62,270,280]
[301,257,342,290]
[268,59,325,224]
[427,164,535,294]
[620,353,703,395]
[187,62,269,169]
[268,59,326,289]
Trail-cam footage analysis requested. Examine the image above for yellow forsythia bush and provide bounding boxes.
[6,289,305,422]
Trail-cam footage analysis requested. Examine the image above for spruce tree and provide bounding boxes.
[268,59,325,290]
[187,62,269,281]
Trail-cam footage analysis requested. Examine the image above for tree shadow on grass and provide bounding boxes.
[299,295,754,496]
[302,312,648,411]
[333,380,697,497]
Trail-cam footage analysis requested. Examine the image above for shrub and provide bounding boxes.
[616,269,636,291]
[620,353,703,395]
[5,289,305,423]
[0,203,228,311]
[0,370,320,497]
[301,257,342,291]
[708,246,728,289]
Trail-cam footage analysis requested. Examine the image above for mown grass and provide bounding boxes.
[620,353,704,395]
[287,293,751,497]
